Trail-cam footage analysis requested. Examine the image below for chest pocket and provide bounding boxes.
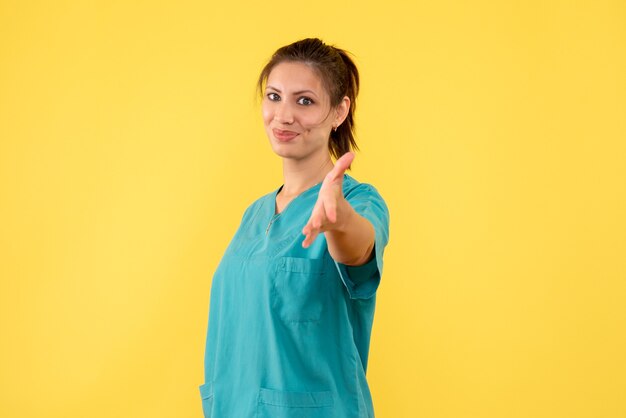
[271,256,329,323]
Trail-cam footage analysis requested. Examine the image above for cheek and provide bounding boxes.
[261,104,272,125]
[299,111,326,130]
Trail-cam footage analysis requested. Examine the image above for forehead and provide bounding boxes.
[266,61,325,93]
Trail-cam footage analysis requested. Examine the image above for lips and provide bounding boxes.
[273,128,299,141]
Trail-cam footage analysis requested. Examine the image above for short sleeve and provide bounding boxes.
[334,183,390,300]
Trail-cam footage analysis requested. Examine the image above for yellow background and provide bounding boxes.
[1,1,625,417]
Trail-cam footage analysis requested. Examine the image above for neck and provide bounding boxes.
[280,152,335,197]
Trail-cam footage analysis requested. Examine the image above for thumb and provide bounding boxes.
[327,152,355,182]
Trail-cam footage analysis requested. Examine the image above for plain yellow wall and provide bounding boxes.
[1,1,625,417]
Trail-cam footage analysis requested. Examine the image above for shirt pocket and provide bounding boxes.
[198,381,214,417]
[271,256,329,323]
[257,387,334,418]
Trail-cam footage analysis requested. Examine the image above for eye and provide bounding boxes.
[267,92,280,101]
[297,96,314,106]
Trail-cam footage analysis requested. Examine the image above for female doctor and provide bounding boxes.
[199,38,390,418]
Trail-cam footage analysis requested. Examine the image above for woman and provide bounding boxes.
[199,38,390,418]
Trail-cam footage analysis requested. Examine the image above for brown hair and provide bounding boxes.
[256,38,360,162]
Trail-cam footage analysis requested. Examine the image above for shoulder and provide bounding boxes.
[342,174,389,224]
[248,188,276,208]
[342,174,386,202]
[238,188,277,222]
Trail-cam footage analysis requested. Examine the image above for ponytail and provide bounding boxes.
[328,47,360,161]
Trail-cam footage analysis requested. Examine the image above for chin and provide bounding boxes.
[268,138,294,155]
[270,145,305,161]
[272,148,298,159]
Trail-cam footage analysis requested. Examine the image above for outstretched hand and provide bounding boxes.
[301,152,355,248]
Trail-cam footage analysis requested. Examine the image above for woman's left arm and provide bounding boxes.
[301,152,376,266]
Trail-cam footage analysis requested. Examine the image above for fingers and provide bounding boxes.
[302,228,321,248]
[302,201,326,248]
[302,219,321,248]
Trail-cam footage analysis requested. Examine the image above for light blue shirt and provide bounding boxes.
[199,173,390,417]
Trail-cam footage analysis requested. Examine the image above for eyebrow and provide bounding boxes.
[266,85,318,97]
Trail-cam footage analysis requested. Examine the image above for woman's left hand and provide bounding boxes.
[302,152,355,248]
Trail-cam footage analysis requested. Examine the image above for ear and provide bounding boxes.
[334,96,351,128]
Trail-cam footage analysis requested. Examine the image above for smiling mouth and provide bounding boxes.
[273,128,299,141]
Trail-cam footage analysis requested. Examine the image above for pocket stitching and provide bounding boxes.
[277,256,327,274]
[258,387,334,408]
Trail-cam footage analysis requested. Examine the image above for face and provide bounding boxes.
[262,61,344,161]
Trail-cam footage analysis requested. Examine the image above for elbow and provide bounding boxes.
[343,242,375,267]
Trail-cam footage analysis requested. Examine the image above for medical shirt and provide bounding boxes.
[199,173,390,418]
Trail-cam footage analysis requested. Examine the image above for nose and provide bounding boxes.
[274,101,294,125]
